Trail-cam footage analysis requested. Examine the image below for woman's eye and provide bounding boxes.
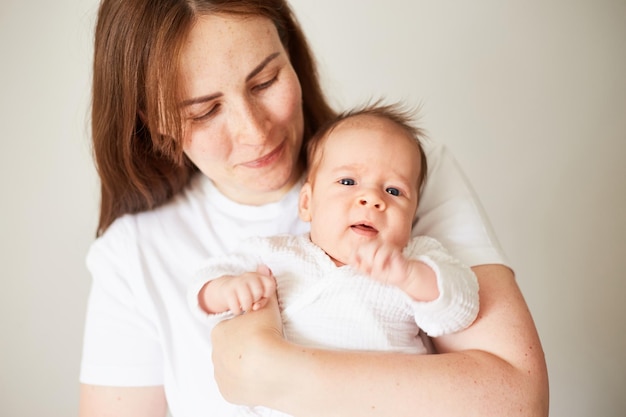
[339,178,356,186]
[253,75,278,92]
[386,187,401,196]
[191,104,220,122]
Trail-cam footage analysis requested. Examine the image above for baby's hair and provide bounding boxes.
[305,100,428,191]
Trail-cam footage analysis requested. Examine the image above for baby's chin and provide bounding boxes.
[321,247,349,267]
[328,254,346,267]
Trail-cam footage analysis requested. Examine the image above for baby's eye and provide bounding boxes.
[386,187,402,196]
[339,178,356,186]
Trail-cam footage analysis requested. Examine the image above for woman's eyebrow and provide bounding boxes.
[181,92,222,107]
[180,52,281,107]
[246,51,281,82]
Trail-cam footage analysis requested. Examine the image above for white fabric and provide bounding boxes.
[79,141,508,417]
[190,234,479,341]
[187,233,479,417]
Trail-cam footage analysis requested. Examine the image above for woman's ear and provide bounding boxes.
[298,182,313,222]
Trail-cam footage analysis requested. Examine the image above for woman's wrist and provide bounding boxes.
[211,294,289,406]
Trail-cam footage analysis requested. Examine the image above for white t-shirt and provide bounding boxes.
[79,141,508,417]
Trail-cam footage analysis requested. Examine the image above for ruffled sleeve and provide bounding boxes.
[403,235,479,337]
[187,239,264,325]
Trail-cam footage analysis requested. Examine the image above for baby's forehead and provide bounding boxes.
[331,114,417,147]
[334,114,388,130]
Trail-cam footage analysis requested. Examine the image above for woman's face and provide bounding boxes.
[179,14,304,205]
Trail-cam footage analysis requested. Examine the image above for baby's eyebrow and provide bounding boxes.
[331,163,365,173]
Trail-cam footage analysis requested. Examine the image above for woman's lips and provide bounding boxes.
[241,142,284,168]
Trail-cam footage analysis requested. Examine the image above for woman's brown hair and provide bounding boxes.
[92,0,336,236]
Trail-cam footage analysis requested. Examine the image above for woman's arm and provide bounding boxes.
[79,384,167,417]
[211,264,549,417]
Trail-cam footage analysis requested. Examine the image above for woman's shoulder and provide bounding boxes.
[89,175,209,258]
[414,140,509,268]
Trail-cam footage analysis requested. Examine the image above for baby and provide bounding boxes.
[189,102,479,354]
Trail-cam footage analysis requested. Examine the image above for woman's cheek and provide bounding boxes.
[183,124,227,167]
[274,73,303,124]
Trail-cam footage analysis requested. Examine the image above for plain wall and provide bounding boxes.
[1,1,625,416]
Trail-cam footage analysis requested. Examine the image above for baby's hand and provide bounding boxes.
[349,241,411,288]
[350,242,439,301]
[206,265,276,315]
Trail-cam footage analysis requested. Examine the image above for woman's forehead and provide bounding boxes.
[181,13,283,71]
[179,14,284,95]
[183,13,280,63]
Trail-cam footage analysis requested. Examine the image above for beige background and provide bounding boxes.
[1,1,625,416]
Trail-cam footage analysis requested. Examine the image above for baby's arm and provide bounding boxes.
[350,242,439,301]
[351,236,479,336]
[199,265,276,315]
[188,241,277,320]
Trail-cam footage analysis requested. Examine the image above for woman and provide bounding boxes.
[79,0,549,416]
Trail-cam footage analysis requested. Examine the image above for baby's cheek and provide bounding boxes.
[391,225,413,248]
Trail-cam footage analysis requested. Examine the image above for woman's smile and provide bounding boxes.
[240,141,285,169]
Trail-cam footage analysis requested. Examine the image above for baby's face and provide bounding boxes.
[299,115,422,265]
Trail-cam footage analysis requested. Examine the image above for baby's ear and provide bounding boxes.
[298,182,313,222]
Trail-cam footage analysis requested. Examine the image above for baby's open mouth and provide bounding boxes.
[351,223,378,233]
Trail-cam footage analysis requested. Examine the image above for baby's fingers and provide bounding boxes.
[350,242,380,273]
[226,291,247,315]
[231,273,275,314]
[247,278,275,305]
[251,297,269,311]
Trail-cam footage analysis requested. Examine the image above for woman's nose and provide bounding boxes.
[231,99,268,145]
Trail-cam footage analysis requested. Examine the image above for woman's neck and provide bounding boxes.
[212,167,304,206]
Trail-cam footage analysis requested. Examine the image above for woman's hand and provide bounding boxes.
[211,287,286,406]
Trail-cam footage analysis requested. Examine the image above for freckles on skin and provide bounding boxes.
[178,14,304,204]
